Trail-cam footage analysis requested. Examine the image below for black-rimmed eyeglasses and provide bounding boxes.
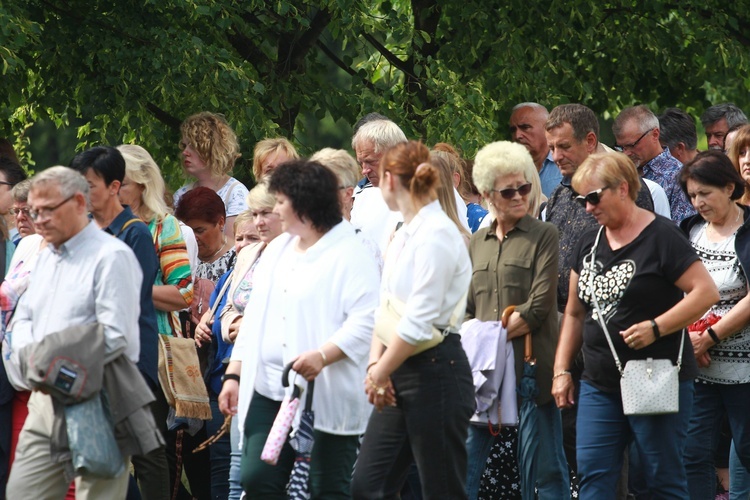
[614,128,654,152]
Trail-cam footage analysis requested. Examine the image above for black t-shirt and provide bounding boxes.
[570,215,699,392]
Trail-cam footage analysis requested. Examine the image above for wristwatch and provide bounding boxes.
[221,373,240,385]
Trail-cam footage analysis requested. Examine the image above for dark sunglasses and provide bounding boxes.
[490,183,532,199]
[575,187,610,207]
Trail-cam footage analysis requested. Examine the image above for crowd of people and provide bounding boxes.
[0,101,748,500]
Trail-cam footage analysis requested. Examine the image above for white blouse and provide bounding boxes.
[232,220,380,437]
[381,200,472,344]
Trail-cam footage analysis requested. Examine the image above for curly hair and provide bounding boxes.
[473,141,542,216]
[180,112,240,178]
[268,160,342,233]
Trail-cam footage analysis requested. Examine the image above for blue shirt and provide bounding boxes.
[105,206,160,387]
[539,152,562,198]
[466,203,488,233]
[642,148,696,222]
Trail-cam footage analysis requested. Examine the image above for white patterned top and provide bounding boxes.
[690,221,750,384]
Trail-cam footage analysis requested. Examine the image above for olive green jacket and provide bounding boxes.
[465,214,559,405]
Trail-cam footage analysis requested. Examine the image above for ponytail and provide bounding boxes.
[409,162,439,201]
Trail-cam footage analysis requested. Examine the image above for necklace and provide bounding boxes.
[203,236,228,263]
[708,204,742,239]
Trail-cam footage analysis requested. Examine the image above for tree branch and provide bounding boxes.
[361,33,415,77]
[316,41,377,92]
[145,102,181,130]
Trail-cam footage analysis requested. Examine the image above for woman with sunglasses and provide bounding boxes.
[552,152,717,498]
[463,141,568,499]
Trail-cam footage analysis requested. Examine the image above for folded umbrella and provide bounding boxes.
[517,318,539,500]
[286,377,315,500]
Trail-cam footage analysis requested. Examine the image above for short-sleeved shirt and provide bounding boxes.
[173,177,249,217]
[571,216,699,392]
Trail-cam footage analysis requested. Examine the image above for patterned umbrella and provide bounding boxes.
[517,332,539,500]
[286,379,315,499]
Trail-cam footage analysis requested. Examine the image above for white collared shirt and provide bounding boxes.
[233,220,380,436]
[10,222,142,364]
[381,200,471,344]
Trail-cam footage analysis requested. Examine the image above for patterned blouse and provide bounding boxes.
[689,221,750,384]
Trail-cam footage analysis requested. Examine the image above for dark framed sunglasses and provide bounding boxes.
[575,187,610,207]
[490,183,532,199]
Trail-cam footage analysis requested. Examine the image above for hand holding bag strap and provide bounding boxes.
[586,226,684,376]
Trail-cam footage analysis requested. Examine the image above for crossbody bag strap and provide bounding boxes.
[586,226,685,375]
[207,270,234,323]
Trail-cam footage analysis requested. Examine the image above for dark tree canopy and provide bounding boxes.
[2,1,749,185]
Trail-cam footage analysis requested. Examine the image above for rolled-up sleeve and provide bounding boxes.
[397,229,463,345]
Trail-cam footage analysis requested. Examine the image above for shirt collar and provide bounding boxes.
[104,206,137,237]
[300,218,350,261]
[52,221,98,257]
[401,199,442,238]
[484,214,533,240]
[642,147,672,174]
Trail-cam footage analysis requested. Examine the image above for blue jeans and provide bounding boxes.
[685,382,750,500]
[351,334,474,499]
[228,413,242,500]
[576,380,694,500]
[465,425,496,499]
[730,440,750,500]
[465,402,569,500]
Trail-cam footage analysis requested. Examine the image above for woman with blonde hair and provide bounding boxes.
[117,144,193,338]
[351,141,473,499]
[174,112,249,238]
[252,137,298,181]
[310,148,359,221]
[430,151,471,245]
[552,152,717,498]
[465,140,566,499]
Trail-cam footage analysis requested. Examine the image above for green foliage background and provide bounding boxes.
[1,1,749,188]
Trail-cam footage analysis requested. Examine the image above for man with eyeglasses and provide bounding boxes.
[613,105,695,222]
[69,146,169,500]
[6,166,143,498]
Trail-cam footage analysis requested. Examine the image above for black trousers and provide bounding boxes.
[351,334,474,499]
